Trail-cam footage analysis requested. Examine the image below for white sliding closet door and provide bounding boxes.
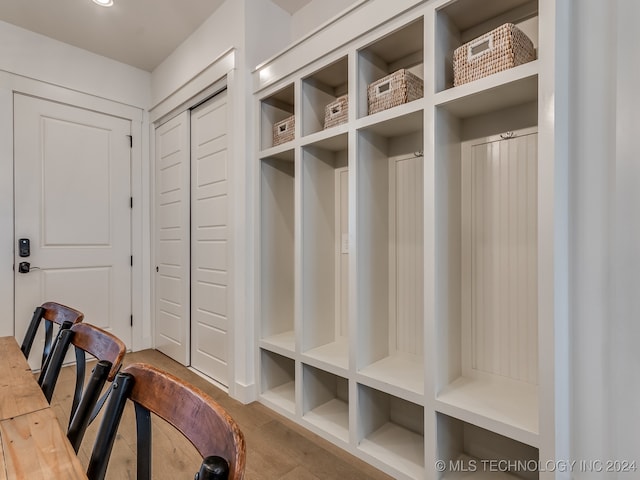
[190,91,230,386]
[154,112,190,365]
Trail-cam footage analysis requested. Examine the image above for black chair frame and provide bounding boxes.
[87,371,236,480]
[40,327,113,451]
[20,302,83,372]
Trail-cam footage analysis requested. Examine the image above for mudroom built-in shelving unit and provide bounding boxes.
[254,0,567,478]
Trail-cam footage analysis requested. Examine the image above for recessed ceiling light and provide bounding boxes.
[92,0,114,6]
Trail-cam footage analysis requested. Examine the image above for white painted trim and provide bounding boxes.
[0,72,146,350]
[253,0,426,92]
[149,49,236,123]
[0,88,14,338]
[231,381,257,406]
[0,70,143,121]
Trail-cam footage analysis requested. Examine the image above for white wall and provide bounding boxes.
[610,0,640,467]
[149,0,243,109]
[0,20,150,108]
[571,0,640,475]
[290,0,362,41]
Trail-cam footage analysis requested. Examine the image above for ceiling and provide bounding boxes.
[0,0,311,72]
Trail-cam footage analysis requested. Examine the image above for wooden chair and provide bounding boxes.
[39,322,126,451]
[87,362,246,480]
[20,301,84,369]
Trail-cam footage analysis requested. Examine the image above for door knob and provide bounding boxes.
[18,262,40,274]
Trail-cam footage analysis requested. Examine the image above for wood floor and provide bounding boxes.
[49,349,394,479]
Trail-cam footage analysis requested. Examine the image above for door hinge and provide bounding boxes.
[130,255,133,266]
[127,135,133,148]
[130,197,133,209]
[130,314,133,326]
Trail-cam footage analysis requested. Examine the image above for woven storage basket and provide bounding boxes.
[367,69,423,115]
[272,115,295,146]
[453,23,535,86]
[324,95,348,129]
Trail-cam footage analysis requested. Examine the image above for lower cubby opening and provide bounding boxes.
[260,349,296,414]
[436,413,539,480]
[301,364,349,443]
[357,384,425,479]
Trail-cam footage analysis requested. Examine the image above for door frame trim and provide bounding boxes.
[1,73,145,351]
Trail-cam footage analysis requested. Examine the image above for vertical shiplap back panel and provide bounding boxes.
[393,155,424,357]
[464,132,538,385]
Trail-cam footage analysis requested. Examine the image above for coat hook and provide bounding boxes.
[500,131,515,140]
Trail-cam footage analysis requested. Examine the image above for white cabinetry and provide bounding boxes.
[254,0,566,478]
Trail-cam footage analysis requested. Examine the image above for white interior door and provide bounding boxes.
[14,93,132,368]
[154,111,190,365]
[190,91,230,386]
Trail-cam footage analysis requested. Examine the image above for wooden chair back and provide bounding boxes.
[87,362,246,480]
[20,301,84,368]
[40,322,127,451]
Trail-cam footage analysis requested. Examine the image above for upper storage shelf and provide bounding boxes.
[301,56,349,137]
[260,83,295,151]
[357,17,424,119]
[435,0,538,93]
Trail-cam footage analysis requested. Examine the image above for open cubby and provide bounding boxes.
[358,384,425,479]
[436,413,539,480]
[355,110,424,396]
[301,57,349,136]
[301,135,349,370]
[357,17,424,118]
[302,364,349,443]
[260,154,295,354]
[260,84,295,150]
[435,0,539,93]
[260,349,296,414]
[434,100,539,446]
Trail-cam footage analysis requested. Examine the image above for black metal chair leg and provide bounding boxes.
[135,402,152,480]
[20,306,45,358]
[37,319,74,385]
[71,345,87,416]
[67,360,111,451]
[39,328,74,402]
[87,372,134,480]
